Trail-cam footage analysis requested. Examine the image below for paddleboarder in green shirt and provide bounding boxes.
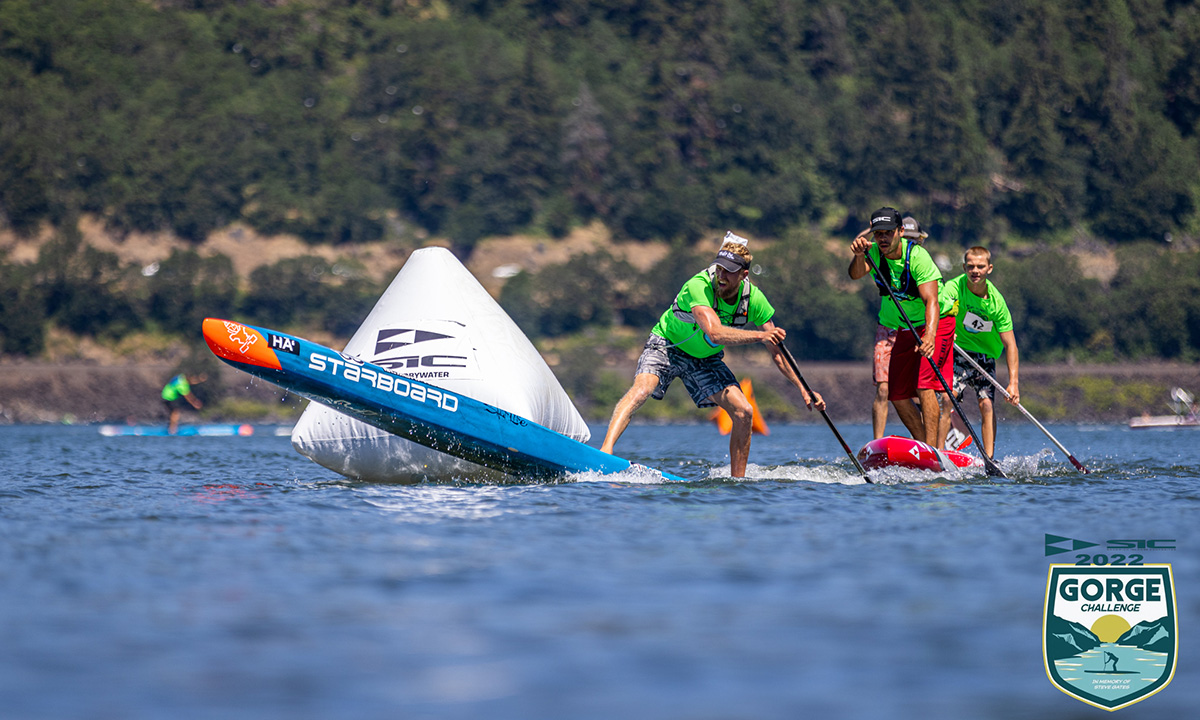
[849,207,957,448]
[850,215,930,440]
[939,247,1019,457]
[600,238,824,477]
[162,373,206,434]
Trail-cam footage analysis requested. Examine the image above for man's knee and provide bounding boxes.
[627,374,659,400]
[721,390,753,423]
[731,402,753,424]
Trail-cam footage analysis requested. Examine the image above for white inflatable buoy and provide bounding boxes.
[290,247,589,482]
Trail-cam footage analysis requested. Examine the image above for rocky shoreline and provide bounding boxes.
[1,359,1196,426]
[0,363,297,425]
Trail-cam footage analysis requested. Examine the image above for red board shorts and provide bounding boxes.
[873,325,898,384]
[888,315,956,401]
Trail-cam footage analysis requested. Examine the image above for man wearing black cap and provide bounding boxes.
[849,213,930,439]
[849,207,957,447]
[600,239,825,477]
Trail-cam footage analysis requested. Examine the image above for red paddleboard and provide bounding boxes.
[857,435,983,472]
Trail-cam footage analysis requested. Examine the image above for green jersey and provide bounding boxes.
[651,270,775,358]
[867,240,955,328]
[943,274,1013,358]
[162,375,191,402]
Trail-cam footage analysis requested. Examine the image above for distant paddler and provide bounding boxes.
[162,373,206,434]
[600,234,824,477]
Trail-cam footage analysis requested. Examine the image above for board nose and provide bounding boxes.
[202,318,283,370]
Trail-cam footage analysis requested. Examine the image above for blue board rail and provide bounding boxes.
[202,318,683,482]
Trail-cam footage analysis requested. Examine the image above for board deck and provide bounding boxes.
[202,318,684,482]
[857,435,982,473]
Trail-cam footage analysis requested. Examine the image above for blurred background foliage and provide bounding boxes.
[2,0,1200,368]
[3,0,1199,248]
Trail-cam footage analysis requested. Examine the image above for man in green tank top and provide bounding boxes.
[849,214,930,440]
[162,373,205,434]
[849,207,957,447]
[600,238,825,477]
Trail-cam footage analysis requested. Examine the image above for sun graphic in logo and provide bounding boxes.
[1090,614,1132,642]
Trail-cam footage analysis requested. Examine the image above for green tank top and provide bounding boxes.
[650,270,775,358]
[162,375,190,402]
[868,241,955,327]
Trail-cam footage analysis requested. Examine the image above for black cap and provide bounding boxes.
[870,207,901,231]
[713,248,749,272]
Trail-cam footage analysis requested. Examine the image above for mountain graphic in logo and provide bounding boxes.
[1118,618,1174,653]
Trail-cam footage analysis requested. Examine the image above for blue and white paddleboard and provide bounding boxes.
[99,423,255,437]
[203,318,683,481]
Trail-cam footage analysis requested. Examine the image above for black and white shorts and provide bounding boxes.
[953,351,996,402]
[635,335,738,408]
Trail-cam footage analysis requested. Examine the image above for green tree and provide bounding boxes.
[993,251,1103,361]
[757,231,873,361]
[241,255,332,329]
[499,250,635,338]
[147,249,237,335]
[0,257,46,355]
[34,229,139,339]
[1107,245,1200,359]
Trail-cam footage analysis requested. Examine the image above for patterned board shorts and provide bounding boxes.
[953,351,996,401]
[635,335,738,408]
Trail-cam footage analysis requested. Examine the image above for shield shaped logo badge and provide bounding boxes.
[1044,564,1177,711]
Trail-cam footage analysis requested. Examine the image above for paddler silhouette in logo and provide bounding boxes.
[1103,651,1120,673]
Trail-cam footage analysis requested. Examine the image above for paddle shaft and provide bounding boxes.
[862,253,1006,478]
[778,343,873,483]
[952,345,1089,473]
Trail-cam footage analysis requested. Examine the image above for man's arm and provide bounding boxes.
[692,305,783,347]
[999,329,1019,405]
[916,280,940,358]
[848,229,871,280]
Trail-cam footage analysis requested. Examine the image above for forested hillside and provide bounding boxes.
[2,0,1199,363]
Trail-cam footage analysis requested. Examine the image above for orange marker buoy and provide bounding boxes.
[709,378,770,436]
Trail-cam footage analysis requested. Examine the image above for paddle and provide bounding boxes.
[862,253,1007,478]
[953,345,1090,473]
[777,342,874,484]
